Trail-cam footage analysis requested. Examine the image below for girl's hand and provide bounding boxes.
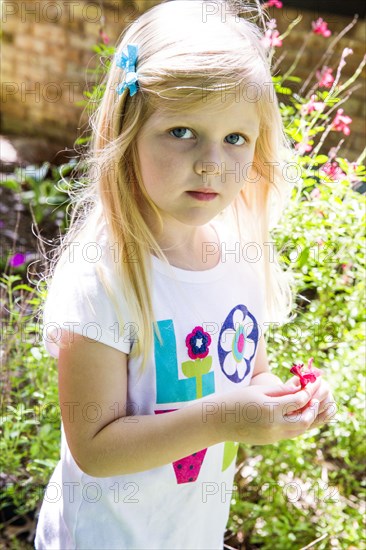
[283,375,336,427]
[309,378,336,427]
[215,378,323,445]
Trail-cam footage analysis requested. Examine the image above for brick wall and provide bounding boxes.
[1,1,160,147]
[1,1,365,159]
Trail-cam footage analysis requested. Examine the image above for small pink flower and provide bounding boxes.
[295,141,313,155]
[348,162,361,183]
[341,274,353,285]
[312,18,332,37]
[310,187,321,199]
[316,66,334,88]
[339,48,353,70]
[99,29,110,45]
[321,161,347,181]
[331,108,352,136]
[263,0,283,8]
[315,236,324,247]
[290,357,322,389]
[261,29,282,48]
[266,18,278,30]
[316,209,325,218]
[301,94,326,115]
[328,147,338,160]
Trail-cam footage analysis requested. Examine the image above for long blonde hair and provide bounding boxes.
[48,0,296,372]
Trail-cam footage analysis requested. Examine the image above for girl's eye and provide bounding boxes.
[170,128,194,139]
[225,133,247,146]
[169,128,247,145]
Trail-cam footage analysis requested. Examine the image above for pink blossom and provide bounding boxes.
[263,0,283,8]
[99,29,110,45]
[290,357,322,389]
[339,48,353,70]
[328,147,338,159]
[261,29,282,48]
[301,94,326,115]
[321,161,347,181]
[312,18,332,37]
[342,274,353,285]
[266,18,278,30]
[348,162,361,183]
[331,108,352,136]
[310,187,321,199]
[316,66,334,88]
[295,141,313,155]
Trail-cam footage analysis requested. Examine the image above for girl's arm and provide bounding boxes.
[58,333,320,478]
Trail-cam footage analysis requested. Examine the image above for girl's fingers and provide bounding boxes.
[274,378,322,410]
[283,400,319,432]
[264,383,303,397]
[311,379,331,402]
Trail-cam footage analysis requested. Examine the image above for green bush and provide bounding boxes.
[1,6,365,549]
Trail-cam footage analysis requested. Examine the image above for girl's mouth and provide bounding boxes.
[186,191,218,201]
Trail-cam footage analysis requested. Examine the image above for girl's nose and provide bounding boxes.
[193,143,222,177]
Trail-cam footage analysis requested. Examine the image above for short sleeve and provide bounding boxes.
[42,252,133,358]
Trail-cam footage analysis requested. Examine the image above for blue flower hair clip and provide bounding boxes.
[116,43,139,96]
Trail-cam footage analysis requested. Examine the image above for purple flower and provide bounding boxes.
[9,253,28,267]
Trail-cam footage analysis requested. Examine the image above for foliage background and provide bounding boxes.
[1,2,365,549]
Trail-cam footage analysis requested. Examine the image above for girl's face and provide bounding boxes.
[136,96,260,233]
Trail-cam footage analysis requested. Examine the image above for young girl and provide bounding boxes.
[35,1,333,548]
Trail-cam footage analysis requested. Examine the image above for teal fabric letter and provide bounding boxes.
[154,320,215,404]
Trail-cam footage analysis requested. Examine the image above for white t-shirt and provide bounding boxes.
[35,219,266,550]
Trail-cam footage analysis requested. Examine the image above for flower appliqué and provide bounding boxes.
[218,305,259,383]
[185,326,211,359]
[182,326,213,398]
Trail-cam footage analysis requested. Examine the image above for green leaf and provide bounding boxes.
[314,155,329,164]
[0,178,21,191]
[275,85,293,95]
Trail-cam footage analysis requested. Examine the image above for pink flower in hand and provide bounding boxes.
[290,357,322,388]
[316,66,334,88]
[331,109,352,136]
[312,18,332,37]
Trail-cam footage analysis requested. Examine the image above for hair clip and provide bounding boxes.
[116,43,139,96]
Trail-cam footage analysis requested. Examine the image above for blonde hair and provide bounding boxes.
[48,0,296,373]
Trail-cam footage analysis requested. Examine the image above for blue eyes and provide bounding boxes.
[225,133,246,146]
[169,128,247,145]
[170,128,193,139]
